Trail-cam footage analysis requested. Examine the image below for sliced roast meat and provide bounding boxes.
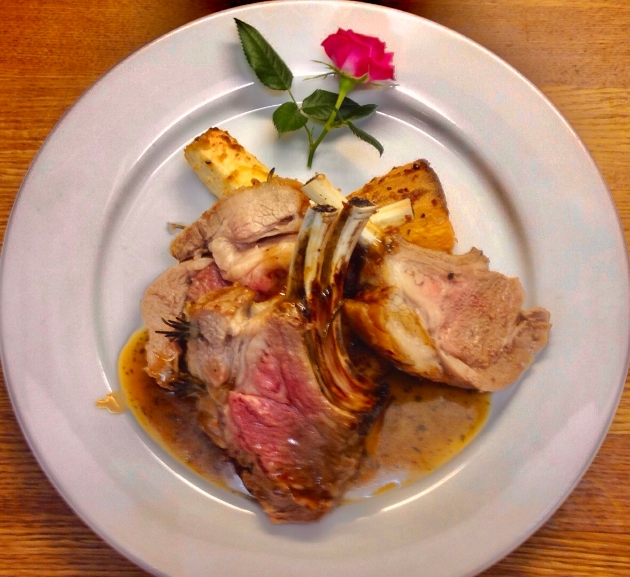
[163,200,384,522]
[185,285,258,389]
[221,305,365,522]
[344,239,551,392]
[187,260,230,302]
[222,200,382,522]
[170,178,308,295]
[185,285,261,448]
[140,258,228,386]
[210,234,296,295]
[170,177,309,260]
[139,159,554,524]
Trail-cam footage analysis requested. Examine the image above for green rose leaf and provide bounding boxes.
[302,90,359,123]
[341,103,378,122]
[302,90,378,126]
[235,19,293,91]
[347,122,384,156]
[301,90,350,122]
[273,102,309,135]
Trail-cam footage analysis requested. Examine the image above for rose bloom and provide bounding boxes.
[321,28,395,82]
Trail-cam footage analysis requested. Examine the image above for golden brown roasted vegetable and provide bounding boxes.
[185,127,270,197]
[349,160,456,252]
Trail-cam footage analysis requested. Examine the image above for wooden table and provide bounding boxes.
[1,0,628,574]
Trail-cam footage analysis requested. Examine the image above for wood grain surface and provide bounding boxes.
[1,0,629,575]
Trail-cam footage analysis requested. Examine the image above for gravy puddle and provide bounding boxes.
[117,329,490,499]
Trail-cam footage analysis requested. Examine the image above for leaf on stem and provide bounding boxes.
[302,89,377,126]
[301,90,345,122]
[341,103,378,123]
[347,122,384,156]
[235,19,293,91]
[273,102,309,134]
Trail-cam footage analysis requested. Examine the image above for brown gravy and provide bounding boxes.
[118,329,236,489]
[118,329,490,498]
[350,372,490,497]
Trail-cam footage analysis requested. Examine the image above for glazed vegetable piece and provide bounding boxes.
[348,159,456,253]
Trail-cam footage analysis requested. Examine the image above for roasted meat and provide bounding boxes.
[138,156,551,523]
[169,177,309,295]
[156,199,385,522]
[344,239,551,392]
[141,258,228,386]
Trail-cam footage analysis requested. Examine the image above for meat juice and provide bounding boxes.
[118,329,490,500]
[118,329,236,489]
[347,373,490,498]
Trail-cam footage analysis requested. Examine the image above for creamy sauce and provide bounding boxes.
[118,329,490,498]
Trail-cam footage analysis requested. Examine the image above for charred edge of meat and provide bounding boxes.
[344,244,369,298]
[314,204,338,213]
[324,199,375,306]
[286,206,338,306]
[317,205,352,299]
[288,203,341,404]
[348,197,373,208]
[323,201,385,413]
[295,301,310,320]
[304,208,343,324]
[320,311,386,413]
[358,389,392,440]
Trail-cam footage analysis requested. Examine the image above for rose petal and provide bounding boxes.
[322,28,395,82]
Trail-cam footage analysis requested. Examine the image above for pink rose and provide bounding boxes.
[321,28,395,82]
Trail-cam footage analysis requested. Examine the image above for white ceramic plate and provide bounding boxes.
[1,2,628,576]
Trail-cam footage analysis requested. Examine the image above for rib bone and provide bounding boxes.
[297,199,382,414]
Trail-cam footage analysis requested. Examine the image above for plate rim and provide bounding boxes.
[1,2,629,576]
